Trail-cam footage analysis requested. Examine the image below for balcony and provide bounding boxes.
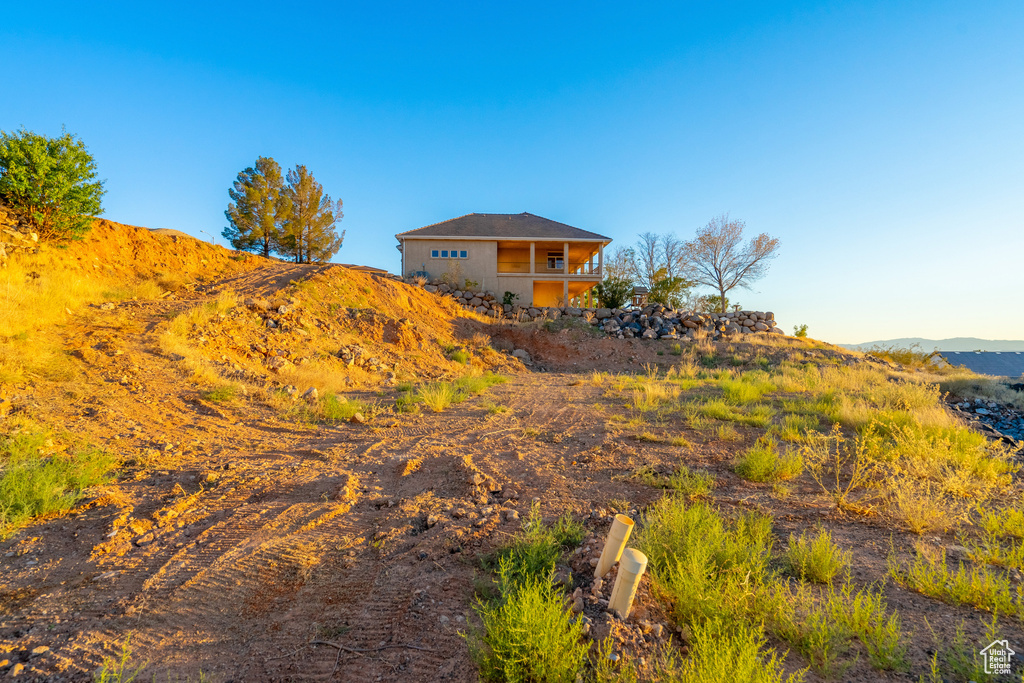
[496,261,602,276]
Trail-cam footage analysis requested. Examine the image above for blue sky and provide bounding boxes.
[3,1,1022,344]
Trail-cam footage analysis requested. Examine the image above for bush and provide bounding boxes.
[494,503,583,587]
[783,530,851,584]
[593,276,634,309]
[734,438,802,483]
[0,128,105,241]
[466,559,588,683]
[1,429,115,537]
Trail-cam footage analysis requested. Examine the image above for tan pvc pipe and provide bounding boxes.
[609,548,648,619]
[595,514,634,579]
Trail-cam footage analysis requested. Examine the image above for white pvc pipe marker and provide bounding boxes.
[595,514,635,579]
[609,548,648,619]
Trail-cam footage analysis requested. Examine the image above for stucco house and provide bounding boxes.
[396,212,612,307]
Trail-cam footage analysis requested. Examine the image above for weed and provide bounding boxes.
[783,530,851,584]
[669,343,683,356]
[770,583,852,678]
[774,414,820,443]
[669,435,692,448]
[465,559,588,683]
[921,618,996,683]
[697,399,774,427]
[721,377,775,404]
[675,619,804,683]
[715,424,741,441]
[634,498,774,630]
[291,393,368,423]
[199,383,239,403]
[450,349,470,364]
[418,382,460,412]
[888,549,1022,617]
[633,465,715,498]
[888,475,966,534]
[1,429,115,538]
[492,503,583,587]
[801,424,876,510]
[635,432,664,443]
[93,634,146,683]
[734,437,802,483]
[827,582,908,671]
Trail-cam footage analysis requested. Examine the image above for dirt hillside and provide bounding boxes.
[1,219,1023,682]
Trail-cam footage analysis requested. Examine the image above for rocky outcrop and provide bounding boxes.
[406,278,784,340]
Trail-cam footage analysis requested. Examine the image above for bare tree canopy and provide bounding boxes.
[683,214,780,313]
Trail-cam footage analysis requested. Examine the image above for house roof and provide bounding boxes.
[396,212,611,241]
[939,351,1024,378]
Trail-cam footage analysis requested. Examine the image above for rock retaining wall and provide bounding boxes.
[413,281,784,340]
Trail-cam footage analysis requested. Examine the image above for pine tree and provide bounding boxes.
[280,165,344,263]
[223,157,289,257]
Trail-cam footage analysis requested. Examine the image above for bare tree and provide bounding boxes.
[633,232,662,290]
[602,245,637,282]
[683,214,780,314]
[660,233,686,280]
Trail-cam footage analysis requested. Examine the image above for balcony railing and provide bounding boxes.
[496,261,602,276]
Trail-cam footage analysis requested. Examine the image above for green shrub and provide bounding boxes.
[827,582,907,671]
[455,372,508,395]
[0,127,105,241]
[493,503,583,587]
[466,559,588,683]
[734,438,802,483]
[418,382,461,412]
[200,384,239,403]
[888,549,1022,617]
[1,430,115,537]
[783,530,851,584]
[633,465,714,498]
[450,349,470,364]
[634,498,774,630]
[676,619,804,683]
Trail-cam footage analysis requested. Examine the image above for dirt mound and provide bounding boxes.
[52,218,270,281]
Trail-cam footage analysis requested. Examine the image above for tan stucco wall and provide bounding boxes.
[402,240,498,289]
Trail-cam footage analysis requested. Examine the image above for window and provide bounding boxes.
[431,249,439,258]
[441,250,449,258]
[547,252,564,270]
[460,250,468,258]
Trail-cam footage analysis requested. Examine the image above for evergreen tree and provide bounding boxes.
[223,157,289,257]
[280,165,344,263]
[0,127,105,241]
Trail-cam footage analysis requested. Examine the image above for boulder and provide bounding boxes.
[475,305,488,315]
[754,322,769,332]
[513,349,532,362]
[424,284,438,293]
[469,297,483,306]
[642,329,658,339]
[596,308,612,319]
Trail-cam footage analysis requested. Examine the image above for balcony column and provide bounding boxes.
[563,242,569,275]
[530,242,535,274]
[598,243,604,276]
[563,279,569,305]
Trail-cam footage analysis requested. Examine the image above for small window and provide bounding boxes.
[441,250,449,258]
[460,250,468,258]
[547,252,564,269]
[431,250,439,258]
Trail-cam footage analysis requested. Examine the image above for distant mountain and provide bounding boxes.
[838,337,1024,352]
